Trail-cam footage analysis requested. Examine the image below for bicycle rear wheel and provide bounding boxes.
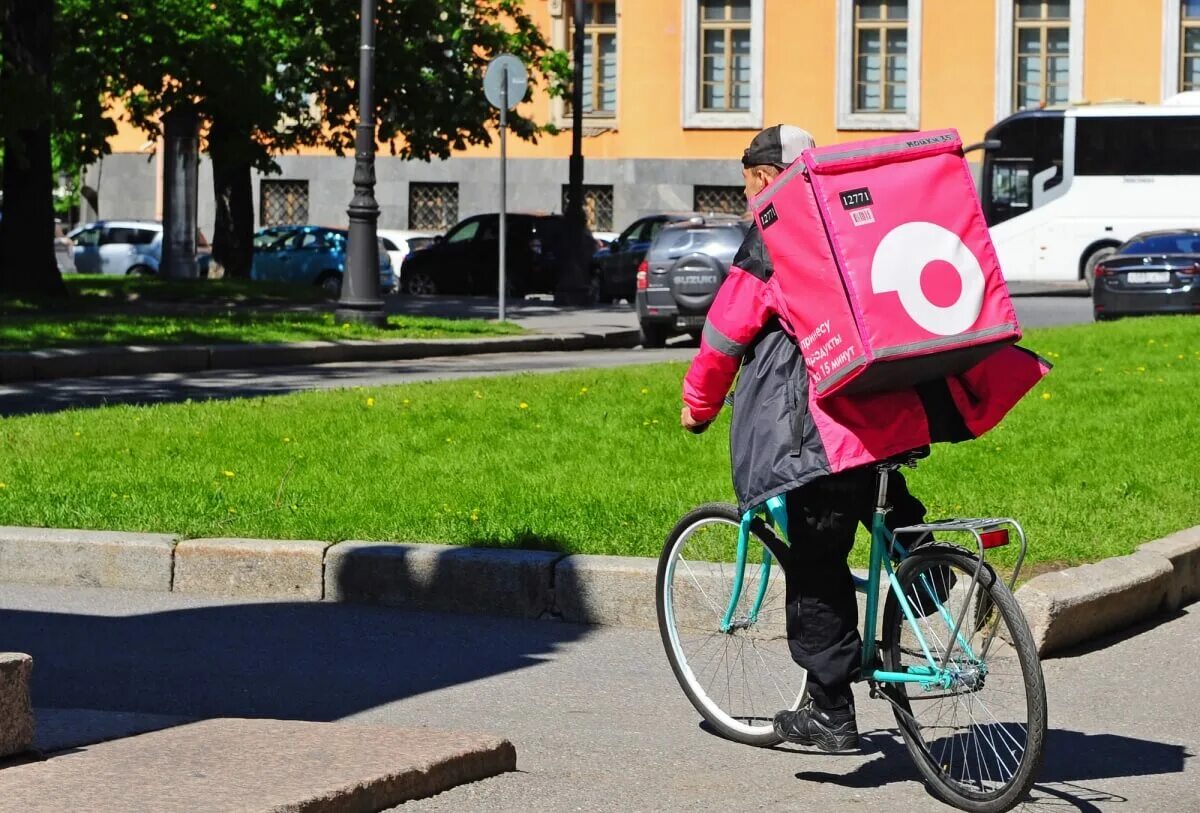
[656,503,805,747]
[881,546,1047,813]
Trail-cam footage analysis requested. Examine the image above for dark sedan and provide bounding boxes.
[1092,230,1200,321]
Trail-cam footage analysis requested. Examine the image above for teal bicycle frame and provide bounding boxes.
[719,466,1027,693]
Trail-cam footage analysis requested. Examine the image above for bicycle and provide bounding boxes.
[655,452,1047,813]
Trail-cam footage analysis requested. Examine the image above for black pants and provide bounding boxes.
[783,468,926,709]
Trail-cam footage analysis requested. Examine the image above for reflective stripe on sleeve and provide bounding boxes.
[702,320,748,358]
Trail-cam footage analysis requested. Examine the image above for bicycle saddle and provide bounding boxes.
[875,446,930,471]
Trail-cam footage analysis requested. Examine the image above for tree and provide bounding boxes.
[0,0,64,297]
[312,0,563,162]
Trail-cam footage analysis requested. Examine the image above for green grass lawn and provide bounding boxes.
[0,311,524,351]
[0,315,1196,570]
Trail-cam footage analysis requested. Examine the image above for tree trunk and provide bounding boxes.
[0,0,66,298]
[209,123,254,280]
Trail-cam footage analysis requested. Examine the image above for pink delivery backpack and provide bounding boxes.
[750,129,1020,399]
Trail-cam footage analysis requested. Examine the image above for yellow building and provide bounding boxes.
[94,0,1196,237]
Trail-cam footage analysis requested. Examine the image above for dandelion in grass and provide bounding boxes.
[1042,392,1052,400]
[474,390,484,399]
[640,388,649,395]
[365,397,375,407]
[0,483,7,489]
[519,402,529,410]
[579,387,589,396]
[228,507,237,514]
[282,437,291,443]
[223,470,236,478]
[1136,366,1146,373]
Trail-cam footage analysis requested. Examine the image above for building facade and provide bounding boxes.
[91,0,1195,238]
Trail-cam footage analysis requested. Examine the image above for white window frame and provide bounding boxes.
[836,0,923,131]
[995,0,1085,121]
[681,0,764,130]
[551,1,620,131]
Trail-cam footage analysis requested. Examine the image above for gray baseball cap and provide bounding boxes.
[741,124,816,168]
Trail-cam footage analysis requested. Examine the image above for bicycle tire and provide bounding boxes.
[656,503,805,747]
[881,545,1047,813]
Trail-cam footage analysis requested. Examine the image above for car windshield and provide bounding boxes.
[1119,233,1200,255]
[647,225,746,260]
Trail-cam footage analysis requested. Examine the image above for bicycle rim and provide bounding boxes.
[882,547,1047,812]
[656,504,806,746]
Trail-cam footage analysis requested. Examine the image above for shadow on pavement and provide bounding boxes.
[1046,608,1189,660]
[0,600,589,724]
[792,728,1188,810]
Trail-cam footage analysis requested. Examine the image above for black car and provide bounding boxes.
[399,213,590,296]
[590,213,703,303]
[1092,229,1200,321]
[635,215,751,347]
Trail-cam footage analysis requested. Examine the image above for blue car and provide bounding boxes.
[251,225,396,296]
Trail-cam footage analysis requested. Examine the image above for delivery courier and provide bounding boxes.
[679,124,1048,752]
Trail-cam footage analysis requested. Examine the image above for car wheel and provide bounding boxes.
[317,272,342,298]
[640,322,669,349]
[126,265,156,277]
[405,271,437,296]
[1083,246,1118,291]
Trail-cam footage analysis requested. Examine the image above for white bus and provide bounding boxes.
[970,93,1200,287]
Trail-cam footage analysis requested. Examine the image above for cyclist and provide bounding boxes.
[680,124,972,753]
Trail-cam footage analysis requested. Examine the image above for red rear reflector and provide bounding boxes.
[636,260,649,290]
[980,529,1009,549]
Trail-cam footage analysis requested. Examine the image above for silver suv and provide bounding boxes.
[634,215,750,348]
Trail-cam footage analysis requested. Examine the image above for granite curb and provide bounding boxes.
[0,524,1195,656]
[0,654,34,758]
[0,328,642,384]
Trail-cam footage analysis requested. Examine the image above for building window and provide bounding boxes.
[683,0,763,129]
[693,185,746,216]
[260,180,309,226]
[408,182,459,231]
[567,0,618,117]
[562,185,614,232]
[853,1,908,113]
[1183,1,1200,91]
[699,0,752,112]
[836,0,922,130]
[1014,0,1070,110]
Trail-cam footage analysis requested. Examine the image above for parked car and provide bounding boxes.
[251,225,396,296]
[635,215,751,347]
[54,220,76,274]
[399,213,589,296]
[378,229,439,272]
[1092,229,1200,320]
[67,220,162,275]
[591,213,707,304]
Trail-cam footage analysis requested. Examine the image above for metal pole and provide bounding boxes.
[556,0,588,305]
[336,0,386,326]
[499,66,508,323]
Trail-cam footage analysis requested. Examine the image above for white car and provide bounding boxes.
[378,229,439,281]
[68,220,163,275]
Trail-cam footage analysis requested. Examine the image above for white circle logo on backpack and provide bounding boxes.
[870,221,985,336]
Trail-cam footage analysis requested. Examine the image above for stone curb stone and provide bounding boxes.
[1014,551,1173,656]
[554,555,660,627]
[324,541,560,619]
[0,654,34,758]
[0,527,176,592]
[0,718,515,812]
[173,538,330,600]
[1137,526,1200,609]
[0,328,641,384]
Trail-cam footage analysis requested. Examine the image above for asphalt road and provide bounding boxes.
[0,583,1193,812]
[0,295,1091,418]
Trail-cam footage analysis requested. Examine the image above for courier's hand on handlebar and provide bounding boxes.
[681,406,711,435]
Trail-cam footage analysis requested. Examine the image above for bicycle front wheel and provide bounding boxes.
[881,546,1047,813]
[656,503,805,747]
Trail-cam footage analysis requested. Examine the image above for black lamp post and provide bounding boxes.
[555,0,589,305]
[336,0,386,326]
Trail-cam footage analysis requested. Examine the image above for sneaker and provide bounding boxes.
[773,701,860,752]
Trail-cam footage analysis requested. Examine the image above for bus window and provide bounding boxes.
[979,112,1064,226]
[990,161,1032,212]
[1075,116,1200,175]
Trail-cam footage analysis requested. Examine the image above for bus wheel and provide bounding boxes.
[1083,246,1118,291]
